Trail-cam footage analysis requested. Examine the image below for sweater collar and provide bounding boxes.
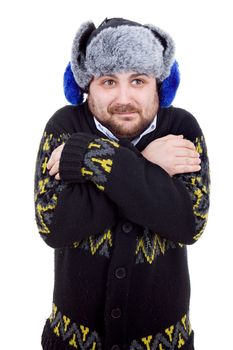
[82,100,171,151]
[93,114,157,145]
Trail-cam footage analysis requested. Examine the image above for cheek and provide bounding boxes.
[137,95,158,114]
[91,92,113,111]
[145,91,159,113]
[88,93,113,120]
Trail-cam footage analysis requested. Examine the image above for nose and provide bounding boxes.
[115,83,132,105]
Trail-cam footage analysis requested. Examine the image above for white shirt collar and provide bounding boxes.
[93,114,157,145]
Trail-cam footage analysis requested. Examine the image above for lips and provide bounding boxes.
[113,112,138,120]
[115,111,137,115]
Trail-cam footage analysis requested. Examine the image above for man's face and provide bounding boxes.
[88,71,159,139]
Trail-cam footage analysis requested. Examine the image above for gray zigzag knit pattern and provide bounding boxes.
[82,138,120,190]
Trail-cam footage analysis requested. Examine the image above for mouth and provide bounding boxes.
[114,111,138,117]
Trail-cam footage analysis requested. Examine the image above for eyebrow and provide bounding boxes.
[100,73,149,79]
[130,73,149,78]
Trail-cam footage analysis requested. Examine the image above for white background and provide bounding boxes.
[0,0,232,348]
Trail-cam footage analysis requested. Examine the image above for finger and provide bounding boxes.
[47,157,52,170]
[175,148,200,158]
[174,164,201,174]
[171,138,196,150]
[158,134,184,140]
[47,152,56,169]
[175,157,201,166]
[48,161,60,176]
[55,173,60,180]
[47,145,64,169]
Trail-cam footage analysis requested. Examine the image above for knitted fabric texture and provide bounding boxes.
[34,101,210,349]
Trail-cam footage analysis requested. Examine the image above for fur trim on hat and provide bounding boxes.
[71,21,96,91]
[64,18,180,107]
[144,24,175,81]
[71,21,175,91]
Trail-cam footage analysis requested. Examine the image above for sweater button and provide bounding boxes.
[122,222,133,233]
[115,267,126,279]
[111,346,120,350]
[111,308,122,319]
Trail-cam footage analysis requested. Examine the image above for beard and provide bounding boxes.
[88,96,158,140]
[97,114,152,139]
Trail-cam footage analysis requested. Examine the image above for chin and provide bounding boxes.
[115,122,148,139]
[114,129,141,139]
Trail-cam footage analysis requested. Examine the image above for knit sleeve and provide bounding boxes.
[173,112,211,242]
[58,113,210,245]
[33,121,118,249]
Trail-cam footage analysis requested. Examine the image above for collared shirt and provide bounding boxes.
[93,114,157,145]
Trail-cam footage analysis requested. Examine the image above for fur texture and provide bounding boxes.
[63,62,84,105]
[71,21,96,92]
[64,19,180,107]
[144,24,175,81]
[159,61,180,107]
[71,22,175,90]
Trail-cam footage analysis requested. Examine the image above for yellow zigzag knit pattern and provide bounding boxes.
[49,303,102,349]
[135,227,183,264]
[130,313,192,349]
[72,227,183,264]
[73,228,113,258]
[81,138,120,191]
[49,303,192,349]
[174,135,210,242]
[34,131,70,235]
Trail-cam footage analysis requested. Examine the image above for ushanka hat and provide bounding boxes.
[63,17,180,107]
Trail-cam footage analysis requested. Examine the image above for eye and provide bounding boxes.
[103,79,116,86]
[132,79,144,85]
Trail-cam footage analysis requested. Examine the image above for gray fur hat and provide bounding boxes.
[70,17,176,92]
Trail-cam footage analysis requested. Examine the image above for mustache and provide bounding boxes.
[108,104,139,114]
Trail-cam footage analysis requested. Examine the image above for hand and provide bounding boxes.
[46,144,65,180]
[141,134,201,176]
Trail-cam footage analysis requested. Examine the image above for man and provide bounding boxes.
[34,17,210,350]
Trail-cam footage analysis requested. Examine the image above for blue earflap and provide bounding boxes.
[159,60,180,108]
[63,62,84,105]
[63,60,180,107]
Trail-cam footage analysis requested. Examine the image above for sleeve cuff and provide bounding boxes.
[59,132,97,183]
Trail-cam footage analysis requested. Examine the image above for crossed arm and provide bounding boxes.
[34,110,210,248]
[47,134,201,179]
[40,119,208,245]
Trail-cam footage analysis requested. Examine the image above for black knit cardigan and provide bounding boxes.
[34,100,210,350]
